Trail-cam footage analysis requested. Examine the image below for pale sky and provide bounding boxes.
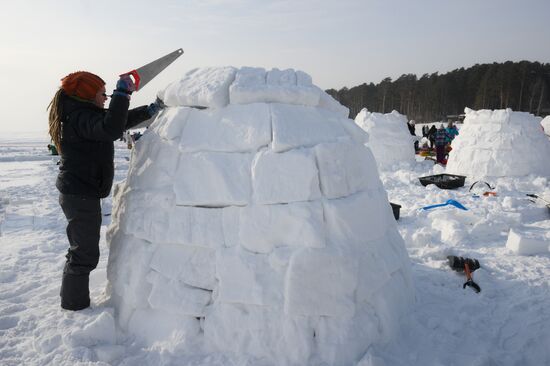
[1,0,549,133]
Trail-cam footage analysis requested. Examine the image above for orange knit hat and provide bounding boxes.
[61,71,105,101]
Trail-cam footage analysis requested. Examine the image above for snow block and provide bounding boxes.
[317,87,350,117]
[174,152,252,206]
[149,244,216,290]
[505,228,550,255]
[271,103,348,152]
[216,248,284,307]
[252,149,321,204]
[229,67,321,107]
[315,141,381,199]
[107,235,155,311]
[165,206,225,248]
[367,270,414,343]
[204,303,314,365]
[160,66,237,108]
[355,248,392,302]
[323,189,393,247]
[315,306,380,366]
[118,188,175,240]
[179,104,271,153]
[222,206,240,248]
[284,248,358,317]
[239,201,325,253]
[147,271,211,316]
[127,309,200,346]
[127,133,180,191]
[148,107,191,141]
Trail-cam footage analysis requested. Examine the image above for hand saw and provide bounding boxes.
[120,48,184,91]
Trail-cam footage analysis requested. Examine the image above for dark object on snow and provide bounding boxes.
[447,255,481,293]
[390,202,401,220]
[418,173,466,189]
[469,180,495,192]
[526,194,550,215]
[447,256,480,272]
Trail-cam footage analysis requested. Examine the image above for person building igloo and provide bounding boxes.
[106,67,414,366]
[446,108,550,178]
[354,108,416,170]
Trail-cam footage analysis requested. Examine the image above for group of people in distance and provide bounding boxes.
[410,120,459,165]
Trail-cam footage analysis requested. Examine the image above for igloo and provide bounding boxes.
[106,67,414,366]
[446,108,550,178]
[354,109,416,170]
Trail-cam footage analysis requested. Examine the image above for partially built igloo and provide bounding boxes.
[354,109,415,170]
[446,108,550,178]
[106,67,414,366]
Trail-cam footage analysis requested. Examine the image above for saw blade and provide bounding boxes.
[134,48,184,91]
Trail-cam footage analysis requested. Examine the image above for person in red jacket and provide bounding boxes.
[47,71,163,310]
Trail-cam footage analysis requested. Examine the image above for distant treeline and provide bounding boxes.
[326,61,550,121]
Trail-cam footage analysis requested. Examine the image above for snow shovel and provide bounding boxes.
[447,256,481,293]
[422,199,468,211]
[120,48,184,91]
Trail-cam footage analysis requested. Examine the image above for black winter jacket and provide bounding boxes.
[56,93,151,198]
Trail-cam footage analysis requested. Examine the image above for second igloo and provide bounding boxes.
[106,67,414,366]
[446,108,550,178]
[354,108,416,170]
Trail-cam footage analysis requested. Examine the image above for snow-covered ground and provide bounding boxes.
[0,133,549,366]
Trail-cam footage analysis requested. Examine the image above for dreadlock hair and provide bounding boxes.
[47,89,64,154]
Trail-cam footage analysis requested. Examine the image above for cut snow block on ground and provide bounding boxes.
[446,108,550,178]
[506,228,550,255]
[107,66,414,366]
[354,109,415,170]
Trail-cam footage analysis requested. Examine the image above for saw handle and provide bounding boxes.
[119,70,141,91]
[463,262,481,293]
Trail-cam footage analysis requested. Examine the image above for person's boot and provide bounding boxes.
[60,273,90,311]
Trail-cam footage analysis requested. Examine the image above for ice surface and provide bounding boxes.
[107,66,413,366]
[354,109,415,170]
[446,108,550,178]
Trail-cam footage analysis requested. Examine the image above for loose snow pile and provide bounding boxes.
[354,109,415,170]
[106,67,414,365]
[446,108,550,178]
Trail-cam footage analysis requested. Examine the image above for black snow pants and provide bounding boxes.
[59,194,101,310]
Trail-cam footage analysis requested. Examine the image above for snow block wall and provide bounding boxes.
[106,67,414,366]
[354,109,415,170]
[446,108,550,178]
